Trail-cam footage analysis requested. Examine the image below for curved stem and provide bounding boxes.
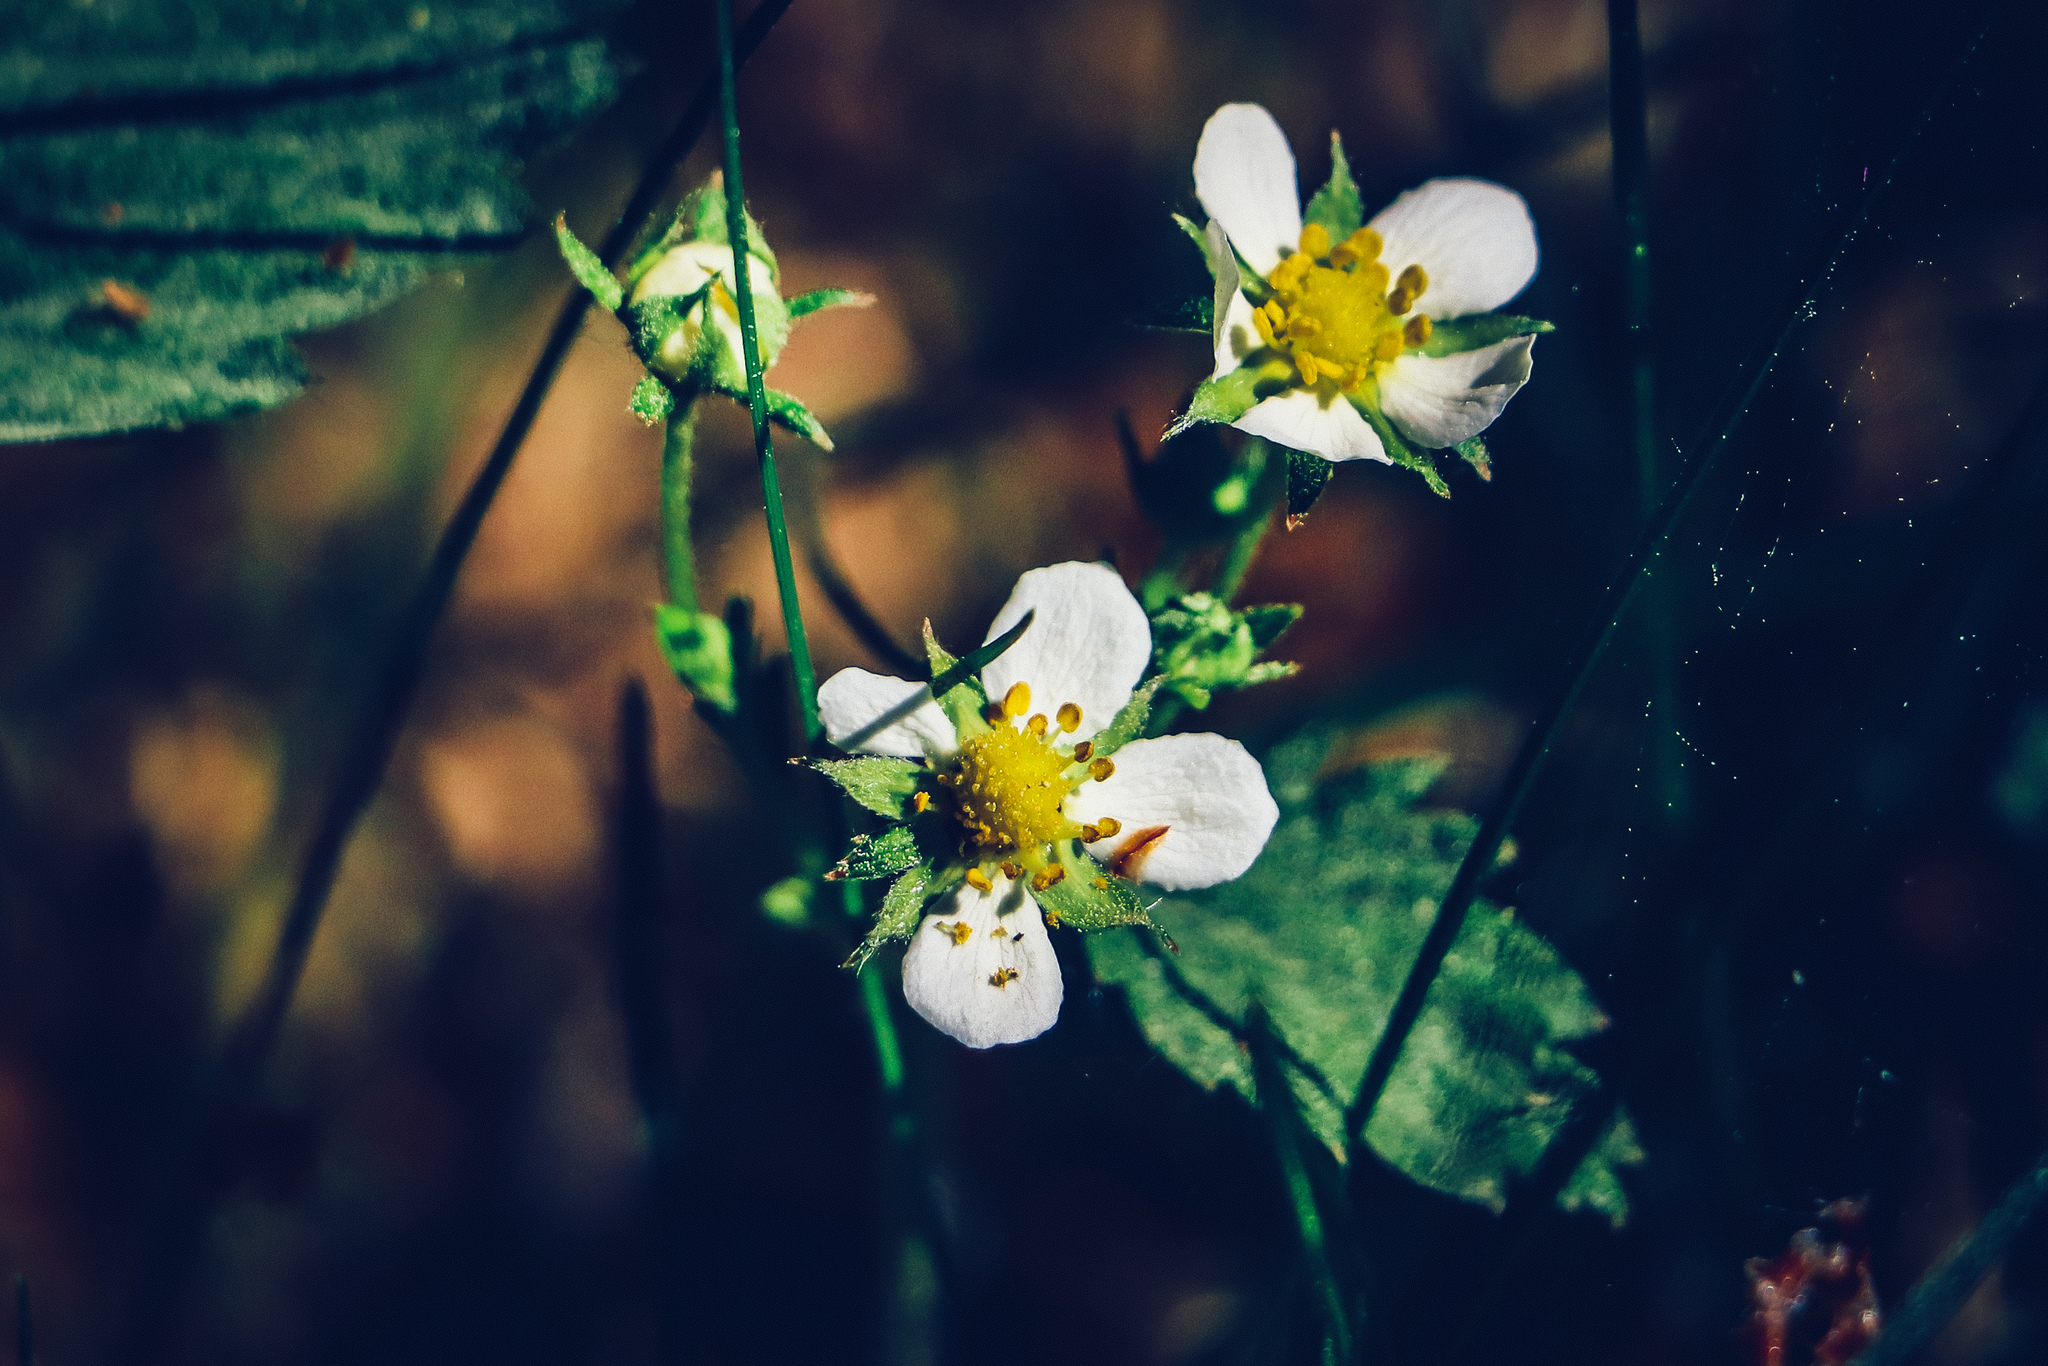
[714,0,819,747]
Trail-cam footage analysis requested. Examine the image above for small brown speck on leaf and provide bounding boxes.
[100,279,149,321]
[101,201,123,224]
[322,237,357,272]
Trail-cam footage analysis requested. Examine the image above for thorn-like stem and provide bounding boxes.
[715,0,820,747]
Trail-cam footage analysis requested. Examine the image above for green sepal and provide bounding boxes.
[827,825,922,883]
[1420,314,1553,358]
[808,756,925,820]
[1244,603,1303,650]
[1151,595,1301,710]
[1136,296,1214,335]
[1166,366,1263,439]
[553,213,623,312]
[1455,436,1492,481]
[923,622,992,738]
[1090,677,1162,759]
[1173,212,1210,262]
[1362,402,1449,498]
[760,875,814,927]
[765,387,834,451]
[629,181,779,285]
[1303,131,1364,241]
[626,284,711,373]
[844,861,936,971]
[629,374,674,426]
[1286,447,1333,523]
[652,603,737,714]
[787,287,872,319]
[1035,845,1155,932]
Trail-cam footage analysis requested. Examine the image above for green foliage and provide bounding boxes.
[810,756,925,821]
[1421,314,1554,358]
[1303,131,1364,241]
[653,603,737,714]
[629,374,674,426]
[1364,403,1449,497]
[1089,736,1641,1225]
[1150,593,1300,710]
[1165,367,1262,439]
[1088,677,1161,760]
[764,387,833,450]
[827,826,922,883]
[786,287,871,320]
[1455,435,1492,481]
[1286,447,1333,523]
[845,862,938,971]
[921,623,989,738]
[760,874,815,928]
[553,214,622,311]
[1036,848,1153,932]
[0,0,624,442]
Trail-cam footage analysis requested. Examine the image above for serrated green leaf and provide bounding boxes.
[845,861,936,971]
[1036,846,1153,932]
[827,825,922,883]
[629,374,675,425]
[1303,131,1363,240]
[0,0,625,442]
[1089,737,1640,1224]
[1364,403,1449,497]
[810,756,925,820]
[1421,314,1553,358]
[786,286,871,319]
[1166,366,1262,439]
[1286,447,1333,522]
[653,603,736,714]
[1090,677,1162,759]
[554,214,623,312]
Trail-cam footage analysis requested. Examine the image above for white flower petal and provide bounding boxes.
[1367,178,1538,320]
[901,876,1063,1049]
[1233,388,1387,464]
[1204,218,1243,354]
[1067,733,1278,891]
[980,563,1150,745]
[1194,103,1302,276]
[1212,288,1264,378]
[817,668,958,758]
[1377,335,1535,448]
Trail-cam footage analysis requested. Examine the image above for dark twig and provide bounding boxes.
[1341,9,1993,1155]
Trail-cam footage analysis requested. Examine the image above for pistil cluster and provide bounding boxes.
[1251,223,1433,392]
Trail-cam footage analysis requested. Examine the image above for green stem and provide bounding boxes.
[715,0,819,747]
[1248,1004,1353,1361]
[661,404,701,613]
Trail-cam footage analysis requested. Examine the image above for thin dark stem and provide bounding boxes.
[219,0,798,1110]
[661,411,701,614]
[1341,10,1992,1156]
[1847,1145,2048,1366]
[1247,1004,1354,1363]
[715,0,820,748]
[612,682,692,1366]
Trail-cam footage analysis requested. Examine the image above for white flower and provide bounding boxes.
[817,562,1280,1049]
[1192,102,1540,465]
[629,237,781,380]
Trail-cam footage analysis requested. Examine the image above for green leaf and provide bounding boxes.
[1303,131,1364,240]
[786,286,872,319]
[553,213,623,312]
[1363,403,1449,497]
[827,825,922,883]
[928,610,1035,704]
[1035,846,1154,932]
[1089,677,1162,759]
[1150,595,1300,712]
[844,861,936,971]
[0,0,625,442]
[629,374,674,425]
[761,386,834,451]
[1135,295,1214,335]
[1286,447,1333,523]
[1243,603,1303,650]
[653,603,736,714]
[1420,314,1553,358]
[809,756,925,820]
[1455,436,1492,481]
[1165,366,1262,439]
[921,622,990,738]
[1089,736,1640,1224]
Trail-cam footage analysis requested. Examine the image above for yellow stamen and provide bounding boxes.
[1095,816,1122,838]
[938,920,973,945]
[1395,263,1428,300]
[1297,223,1331,259]
[1403,314,1433,348]
[1081,823,1101,843]
[1000,860,1023,879]
[1002,682,1031,717]
[1056,703,1081,733]
[965,868,993,893]
[1092,876,1109,890]
[1245,225,1417,393]
[1072,740,1093,762]
[1026,713,1049,736]
[1031,865,1065,892]
[1043,908,1063,928]
[988,968,1019,988]
[982,702,1007,725]
[912,791,930,813]
[1089,757,1115,782]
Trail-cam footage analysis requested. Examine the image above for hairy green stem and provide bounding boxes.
[1340,9,1992,1157]
[715,0,819,746]
[661,406,701,613]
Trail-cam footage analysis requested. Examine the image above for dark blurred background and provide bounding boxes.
[2,0,2047,1361]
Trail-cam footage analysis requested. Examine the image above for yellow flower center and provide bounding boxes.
[932,681,1124,892]
[1252,224,1434,392]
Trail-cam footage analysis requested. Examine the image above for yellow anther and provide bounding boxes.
[1056,703,1081,733]
[1089,757,1116,782]
[912,791,931,813]
[938,920,973,945]
[1284,315,1322,340]
[1395,263,1428,300]
[1386,285,1414,315]
[1072,740,1093,762]
[1095,816,1122,838]
[1297,223,1331,260]
[1000,860,1023,879]
[988,968,1019,989]
[1043,907,1062,928]
[1252,307,1278,348]
[1403,314,1433,348]
[1269,254,1311,292]
[1375,333,1404,362]
[1026,713,1049,736]
[1002,682,1031,717]
[1081,823,1101,843]
[1092,876,1109,890]
[982,702,1007,725]
[1329,227,1383,268]
[965,868,993,893]
[1031,865,1065,892]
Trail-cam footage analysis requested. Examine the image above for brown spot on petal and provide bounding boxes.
[1108,825,1169,880]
